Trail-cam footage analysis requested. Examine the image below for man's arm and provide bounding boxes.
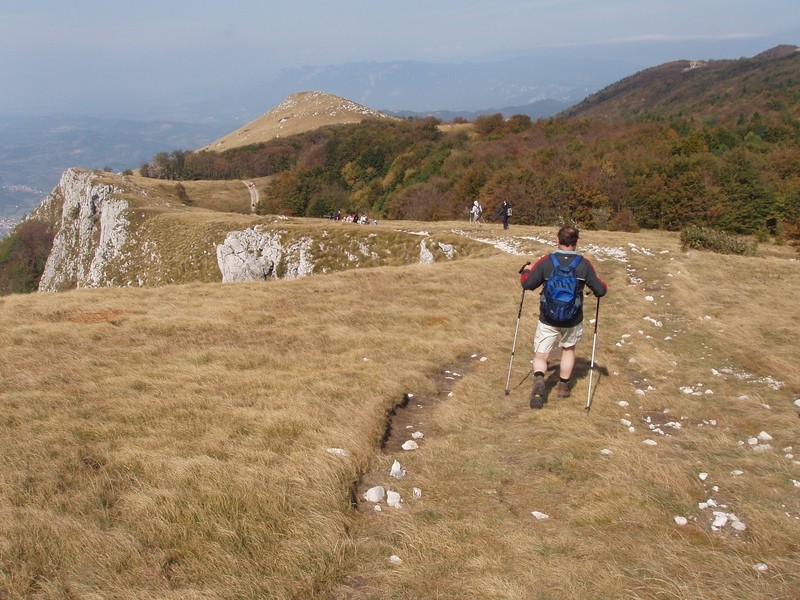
[520,255,549,291]
[582,259,608,297]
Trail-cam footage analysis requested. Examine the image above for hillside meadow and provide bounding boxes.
[1,222,799,599]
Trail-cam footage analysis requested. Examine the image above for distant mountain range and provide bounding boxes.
[158,55,641,124]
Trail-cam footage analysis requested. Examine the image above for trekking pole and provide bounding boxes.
[585,296,601,414]
[504,288,526,395]
[505,262,531,395]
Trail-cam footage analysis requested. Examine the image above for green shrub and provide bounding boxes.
[679,225,758,256]
[0,220,55,294]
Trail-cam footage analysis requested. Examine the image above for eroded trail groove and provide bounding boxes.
[354,355,480,510]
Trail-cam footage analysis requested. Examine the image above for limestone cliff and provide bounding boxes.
[36,169,128,292]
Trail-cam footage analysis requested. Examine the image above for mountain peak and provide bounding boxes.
[202,91,393,152]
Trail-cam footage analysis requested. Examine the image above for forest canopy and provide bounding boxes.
[140,111,799,237]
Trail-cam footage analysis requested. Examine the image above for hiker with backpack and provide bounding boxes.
[519,225,608,409]
[469,200,483,228]
[493,200,512,230]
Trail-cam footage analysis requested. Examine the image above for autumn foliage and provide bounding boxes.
[140,112,799,237]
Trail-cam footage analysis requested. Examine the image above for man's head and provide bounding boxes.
[557,225,579,248]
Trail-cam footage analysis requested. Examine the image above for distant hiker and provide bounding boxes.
[519,225,608,409]
[493,200,512,230]
[470,200,483,227]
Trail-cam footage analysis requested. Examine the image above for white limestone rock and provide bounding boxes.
[390,460,406,479]
[387,490,402,509]
[364,486,386,503]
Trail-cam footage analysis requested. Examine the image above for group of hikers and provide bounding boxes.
[327,211,377,225]
[469,199,512,230]
[467,201,608,410]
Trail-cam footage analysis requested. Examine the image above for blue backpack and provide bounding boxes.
[540,254,583,324]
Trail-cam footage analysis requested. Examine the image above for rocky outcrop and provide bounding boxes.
[216,228,314,282]
[215,226,457,282]
[37,169,128,292]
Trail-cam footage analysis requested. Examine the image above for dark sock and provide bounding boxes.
[534,371,545,379]
[560,377,570,384]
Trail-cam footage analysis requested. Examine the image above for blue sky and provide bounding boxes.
[0,0,796,114]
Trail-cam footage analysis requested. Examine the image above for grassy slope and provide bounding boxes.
[1,223,798,599]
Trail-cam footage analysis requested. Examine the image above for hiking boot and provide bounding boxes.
[529,375,545,409]
[556,381,571,399]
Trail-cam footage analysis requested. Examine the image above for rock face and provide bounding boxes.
[37,169,128,292]
[216,228,314,282]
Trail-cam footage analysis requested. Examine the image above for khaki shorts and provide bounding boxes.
[534,321,583,354]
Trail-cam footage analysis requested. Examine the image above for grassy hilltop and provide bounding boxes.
[1,222,798,598]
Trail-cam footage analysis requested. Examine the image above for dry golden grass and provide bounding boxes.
[1,224,798,599]
[201,92,396,152]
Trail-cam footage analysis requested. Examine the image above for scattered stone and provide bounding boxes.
[792,480,800,489]
[645,295,654,302]
[642,439,658,446]
[364,486,386,503]
[401,440,420,451]
[601,449,613,456]
[390,460,406,479]
[758,431,773,442]
[699,472,708,481]
[711,512,728,529]
[411,431,424,440]
[480,356,488,362]
[389,555,403,565]
[628,426,636,433]
[618,401,630,408]
[674,516,688,526]
[747,437,759,446]
[374,505,382,512]
[753,563,769,573]
[326,448,351,457]
[413,487,422,499]
[620,419,632,427]
[531,511,550,520]
[794,399,800,408]
[387,490,402,509]
[753,444,773,453]
[731,469,744,477]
